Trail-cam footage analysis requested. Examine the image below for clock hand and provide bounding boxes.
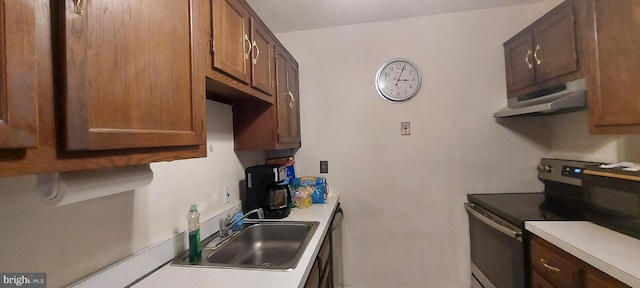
[395,64,406,86]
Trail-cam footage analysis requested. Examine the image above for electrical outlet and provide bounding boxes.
[320,160,329,173]
[223,184,230,204]
[208,144,213,152]
[401,122,411,136]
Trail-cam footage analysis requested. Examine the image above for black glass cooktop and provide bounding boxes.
[467,192,584,228]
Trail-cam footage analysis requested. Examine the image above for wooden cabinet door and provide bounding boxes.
[532,4,578,83]
[0,0,38,149]
[212,0,251,84]
[504,33,535,94]
[284,58,301,143]
[588,0,640,131]
[276,48,301,145]
[62,0,202,151]
[250,18,276,96]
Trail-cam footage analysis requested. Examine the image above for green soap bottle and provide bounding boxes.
[188,204,202,262]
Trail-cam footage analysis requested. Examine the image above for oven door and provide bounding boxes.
[465,203,525,288]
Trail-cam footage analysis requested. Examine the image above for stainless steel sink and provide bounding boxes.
[172,221,319,270]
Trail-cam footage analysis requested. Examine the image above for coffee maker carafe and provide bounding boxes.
[242,165,291,219]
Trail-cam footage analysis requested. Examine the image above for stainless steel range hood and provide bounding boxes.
[494,78,586,118]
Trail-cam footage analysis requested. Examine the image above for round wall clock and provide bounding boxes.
[375,58,422,103]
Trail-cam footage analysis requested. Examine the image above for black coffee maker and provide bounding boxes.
[242,164,291,219]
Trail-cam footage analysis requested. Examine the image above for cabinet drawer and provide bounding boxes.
[530,237,583,287]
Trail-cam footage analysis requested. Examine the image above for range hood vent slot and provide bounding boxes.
[494,78,586,118]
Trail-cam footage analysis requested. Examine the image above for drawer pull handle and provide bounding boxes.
[288,91,295,109]
[73,0,86,15]
[252,41,260,65]
[525,50,533,69]
[244,34,252,60]
[534,44,542,65]
[541,258,561,273]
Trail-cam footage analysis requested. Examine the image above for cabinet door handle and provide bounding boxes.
[252,41,260,65]
[73,0,86,15]
[534,44,542,65]
[288,91,295,109]
[540,258,561,273]
[525,49,533,69]
[244,34,252,60]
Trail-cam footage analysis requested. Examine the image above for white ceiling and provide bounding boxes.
[246,0,545,33]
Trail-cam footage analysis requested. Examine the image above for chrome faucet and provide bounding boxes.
[218,208,264,238]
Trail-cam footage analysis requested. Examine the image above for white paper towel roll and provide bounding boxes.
[36,165,154,207]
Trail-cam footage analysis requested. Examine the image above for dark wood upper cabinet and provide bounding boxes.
[212,0,251,84]
[0,0,38,149]
[210,0,301,151]
[504,2,579,98]
[232,45,300,150]
[276,47,301,145]
[504,33,535,93]
[250,18,276,96]
[61,0,202,151]
[0,0,208,177]
[210,0,275,97]
[532,5,578,83]
[585,0,640,133]
[503,0,640,135]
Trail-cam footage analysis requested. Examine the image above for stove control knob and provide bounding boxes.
[537,164,545,172]
[544,165,553,173]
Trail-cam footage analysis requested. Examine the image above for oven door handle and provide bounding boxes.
[465,203,522,241]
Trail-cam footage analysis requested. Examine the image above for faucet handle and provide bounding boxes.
[218,218,229,238]
[257,208,264,219]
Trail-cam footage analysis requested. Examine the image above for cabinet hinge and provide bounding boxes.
[210,38,215,54]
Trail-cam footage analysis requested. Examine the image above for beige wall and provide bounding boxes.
[546,111,640,162]
[0,101,265,287]
[277,1,640,287]
[277,4,551,287]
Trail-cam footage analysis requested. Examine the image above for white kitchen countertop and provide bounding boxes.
[132,194,340,288]
[526,221,640,288]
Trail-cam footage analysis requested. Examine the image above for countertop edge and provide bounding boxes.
[526,221,640,288]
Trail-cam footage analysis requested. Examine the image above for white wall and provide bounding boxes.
[0,101,265,288]
[277,4,551,287]
[546,111,640,163]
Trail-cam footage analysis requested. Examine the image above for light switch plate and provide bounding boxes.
[401,122,411,135]
[223,184,230,203]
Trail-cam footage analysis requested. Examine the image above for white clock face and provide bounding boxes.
[375,59,422,103]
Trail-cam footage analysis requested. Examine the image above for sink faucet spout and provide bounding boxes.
[218,208,264,238]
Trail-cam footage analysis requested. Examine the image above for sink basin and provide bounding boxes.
[172,221,319,270]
